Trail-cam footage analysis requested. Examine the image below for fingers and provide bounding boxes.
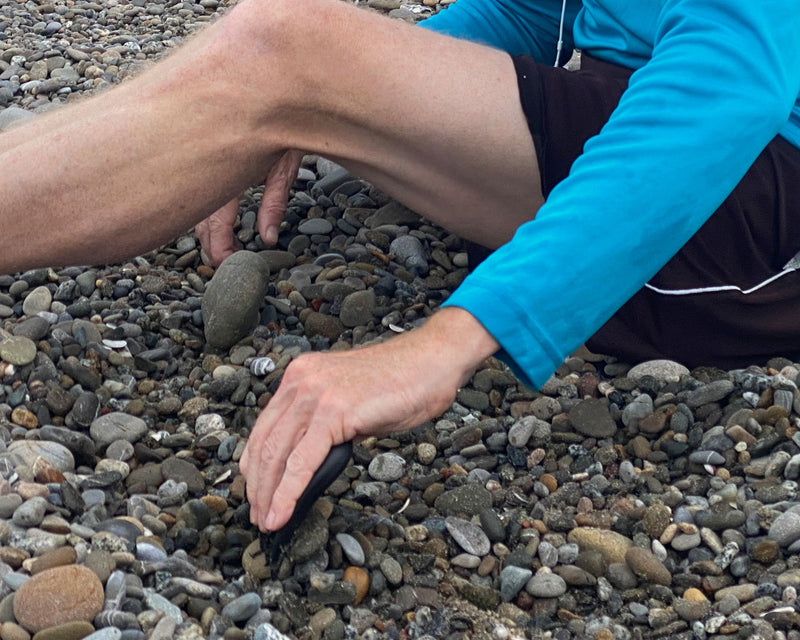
[264,429,336,530]
[257,149,304,245]
[196,198,240,266]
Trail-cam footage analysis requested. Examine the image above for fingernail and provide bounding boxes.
[264,226,278,245]
[264,510,277,531]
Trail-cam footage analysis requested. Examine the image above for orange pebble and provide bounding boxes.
[343,566,369,606]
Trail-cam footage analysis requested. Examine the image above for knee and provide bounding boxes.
[216,0,321,61]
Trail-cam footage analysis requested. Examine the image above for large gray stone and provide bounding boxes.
[202,251,270,349]
[90,412,148,447]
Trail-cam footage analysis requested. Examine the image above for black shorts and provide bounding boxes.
[473,53,800,369]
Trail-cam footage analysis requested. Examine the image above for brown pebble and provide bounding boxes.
[13,565,104,633]
[343,566,369,606]
[594,629,614,640]
[673,596,711,622]
[638,412,667,434]
[11,408,37,430]
[39,515,70,535]
[684,588,708,602]
[539,474,557,493]
[229,475,247,502]
[29,546,77,575]
[241,539,270,581]
[30,620,95,640]
[477,556,496,577]
[31,459,64,485]
[15,483,49,501]
[574,513,614,529]
[83,550,115,584]
[0,547,29,569]
[200,495,228,513]
[1,621,31,640]
[625,546,672,586]
[569,527,632,565]
[751,540,779,564]
[197,265,215,279]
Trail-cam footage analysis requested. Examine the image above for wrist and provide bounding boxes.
[419,306,499,383]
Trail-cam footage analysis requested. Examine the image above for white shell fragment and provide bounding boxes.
[250,357,276,376]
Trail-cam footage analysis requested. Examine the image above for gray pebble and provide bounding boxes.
[445,516,490,556]
[368,452,405,482]
[525,571,567,598]
[500,566,532,602]
[222,592,263,621]
[12,496,48,527]
[335,533,365,565]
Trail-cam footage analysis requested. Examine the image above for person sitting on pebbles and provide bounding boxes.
[1,0,799,534]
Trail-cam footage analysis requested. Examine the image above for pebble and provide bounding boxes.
[627,359,689,382]
[525,570,567,598]
[202,251,270,349]
[13,565,103,632]
[335,533,365,565]
[569,399,617,437]
[500,566,532,602]
[221,592,262,621]
[445,516,491,556]
[1,9,800,638]
[89,413,148,447]
[367,452,405,482]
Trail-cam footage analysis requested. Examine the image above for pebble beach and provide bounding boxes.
[3,1,800,640]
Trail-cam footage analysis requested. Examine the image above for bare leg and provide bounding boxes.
[0,0,542,273]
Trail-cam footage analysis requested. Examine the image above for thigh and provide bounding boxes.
[588,135,800,368]
[243,0,545,249]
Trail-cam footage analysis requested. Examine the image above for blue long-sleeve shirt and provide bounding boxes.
[420,0,800,387]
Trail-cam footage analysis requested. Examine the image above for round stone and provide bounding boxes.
[525,570,567,598]
[368,452,405,482]
[0,336,37,365]
[13,565,103,632]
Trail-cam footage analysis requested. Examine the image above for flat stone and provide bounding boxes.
[1,441,74,472]
[13,565,103,633]
[434,485,492,517]
[686,379,735,408]
[221,592,262,622]
[625,546,671,586]
[628,360,689,383]
[769,508,800,547]
[569,399,617,438]
[161,457,204,494]
[445,516,490,556]
[89,413,148,447]
[0,336,37,365]
[335,533,365,566]
[339,290,375,328]
[22,286,52,316]
[29,620,95,640]
[568,527,633,565]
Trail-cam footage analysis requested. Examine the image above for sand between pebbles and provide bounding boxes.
[4,1,800,640]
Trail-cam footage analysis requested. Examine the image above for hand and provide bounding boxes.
[195,149,305,266]
[240,307,499,532]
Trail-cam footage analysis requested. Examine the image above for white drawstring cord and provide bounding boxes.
[554,0,568,66]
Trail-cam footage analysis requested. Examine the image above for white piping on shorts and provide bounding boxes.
[644,253,800,297]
